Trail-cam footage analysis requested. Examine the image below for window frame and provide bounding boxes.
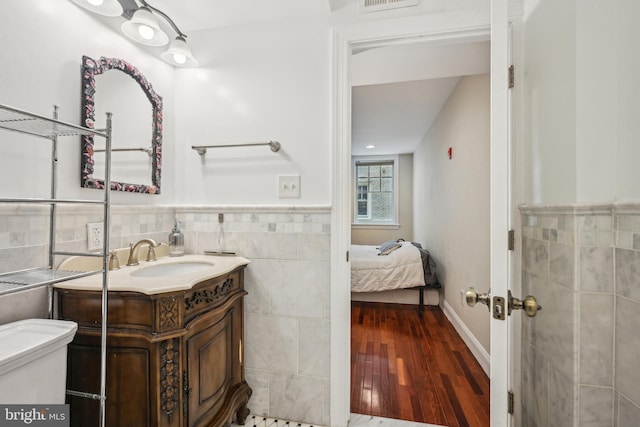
[352,155,399,227]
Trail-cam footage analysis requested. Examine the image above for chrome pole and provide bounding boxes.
[98,112,113,427]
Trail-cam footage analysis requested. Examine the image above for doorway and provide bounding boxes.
[349,35,493,427]
[330,7,513,426]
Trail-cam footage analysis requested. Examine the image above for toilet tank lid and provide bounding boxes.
[0,319,78,376]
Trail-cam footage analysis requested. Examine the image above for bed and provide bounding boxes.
[350,240,440,307]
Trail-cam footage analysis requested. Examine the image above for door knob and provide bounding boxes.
[508,291,542,317]
[465,287,491,311]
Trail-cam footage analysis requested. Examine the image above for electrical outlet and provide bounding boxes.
[87,222,104,251]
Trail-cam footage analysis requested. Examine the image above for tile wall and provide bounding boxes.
[0,204,175,274]
[521,203,640,427]
[0,204,174,324]
[0,204,331,426]
[176,206,331,426]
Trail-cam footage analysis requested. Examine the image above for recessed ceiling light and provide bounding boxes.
[366,144,375,149]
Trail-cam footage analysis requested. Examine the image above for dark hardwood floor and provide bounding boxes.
[351,301,490,427]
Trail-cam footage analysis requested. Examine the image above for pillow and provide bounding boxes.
[378,239,402,255]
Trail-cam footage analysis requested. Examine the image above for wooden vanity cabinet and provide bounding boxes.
[56,266,251,427]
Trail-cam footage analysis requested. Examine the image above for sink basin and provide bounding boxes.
[130,261,215,278]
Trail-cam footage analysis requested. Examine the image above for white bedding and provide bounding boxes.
[350,241,426,292]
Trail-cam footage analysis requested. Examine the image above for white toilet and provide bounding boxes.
[0,319,78,404]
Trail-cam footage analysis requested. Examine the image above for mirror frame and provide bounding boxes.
[80,55,162,194]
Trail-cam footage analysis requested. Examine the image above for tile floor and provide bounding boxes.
[232,414,443,427]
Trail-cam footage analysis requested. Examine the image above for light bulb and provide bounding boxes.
[138,24,155,40]
[161,36,198,67]
[87,0,104,5]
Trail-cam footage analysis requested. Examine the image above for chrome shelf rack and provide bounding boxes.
[0,103,112,427]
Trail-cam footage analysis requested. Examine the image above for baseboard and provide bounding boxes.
[442,300,490,376]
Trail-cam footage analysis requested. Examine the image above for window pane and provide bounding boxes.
[381,177,393,192]
[369,165,381,177]
[381,165,393,177]
[357,184,368,201]
[357,201,368,216]
[370,192,393,222]
[357,166,369,178]
[369,178,380,191]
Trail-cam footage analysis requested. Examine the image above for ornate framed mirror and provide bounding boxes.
[81,56,162,194]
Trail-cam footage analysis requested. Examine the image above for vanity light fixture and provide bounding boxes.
[69,0,199,67]
[124,0,198,67]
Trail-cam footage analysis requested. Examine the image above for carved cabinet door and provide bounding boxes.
[185,305,239,427]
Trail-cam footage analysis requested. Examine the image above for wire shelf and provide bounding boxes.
[0,267,101,296]
[0,103,107,139]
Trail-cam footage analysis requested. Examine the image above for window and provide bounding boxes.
[353,156,398,225]
[357,184,369,217]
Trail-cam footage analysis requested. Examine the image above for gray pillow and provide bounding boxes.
[378,239,401,255]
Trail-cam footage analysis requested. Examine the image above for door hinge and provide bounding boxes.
[508,229,515,251]
[346,250,350,262]
[508,390,514,414]
[508,65,515,89]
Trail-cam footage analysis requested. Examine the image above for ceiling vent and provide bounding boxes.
[360,0,419,13]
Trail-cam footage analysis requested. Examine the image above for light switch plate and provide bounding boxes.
[278,175,301,198]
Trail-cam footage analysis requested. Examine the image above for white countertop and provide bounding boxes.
[54,254,250,295]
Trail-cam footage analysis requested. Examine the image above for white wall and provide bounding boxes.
[610,0,640,202]
[522,0,640,204]
[414,74,491,353]
[575,0,616,203]
[521,0,577,204]
[576,0,640,203]
[172,18,332,206]
[0,0,176,204]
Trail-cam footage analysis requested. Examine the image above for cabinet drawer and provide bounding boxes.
[183,270,244,322]
[57,290,154,333]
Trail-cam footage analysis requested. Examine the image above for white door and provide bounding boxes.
[489,0,511,425]
[466,1,535,426]
[330,1,516,425]
[467,2,542,426]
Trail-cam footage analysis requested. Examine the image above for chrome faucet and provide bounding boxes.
[126,238,160,266]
